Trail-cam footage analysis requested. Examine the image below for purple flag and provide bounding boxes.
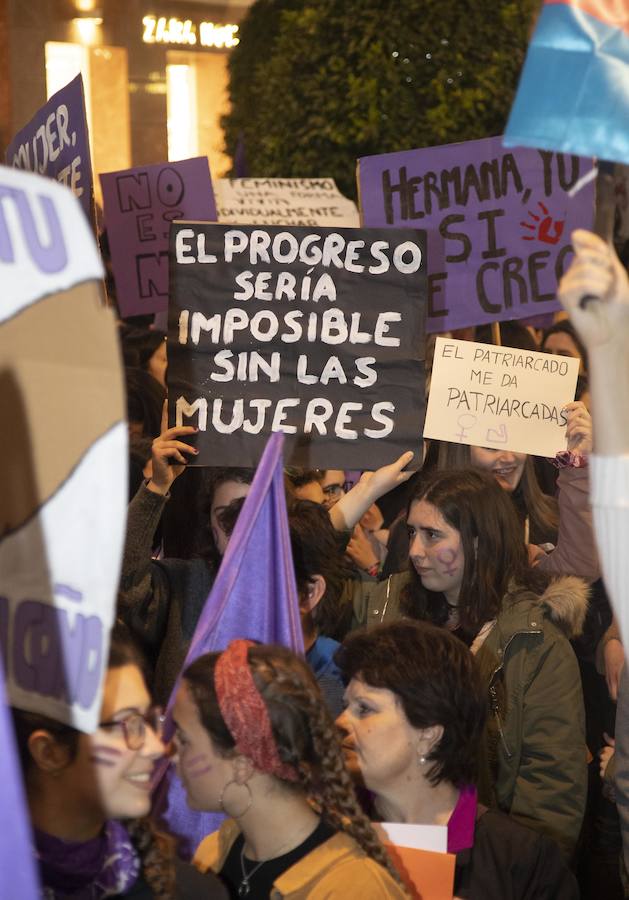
[0,653,41,897]
[156,431,303,855]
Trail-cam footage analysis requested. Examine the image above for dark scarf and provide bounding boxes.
[35,820,140,898]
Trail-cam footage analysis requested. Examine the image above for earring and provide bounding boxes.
[417,750,426,765]
[219,779,253,819]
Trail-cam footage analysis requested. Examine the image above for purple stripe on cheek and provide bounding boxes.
[186,754,207,768]
[91,745,123,757]
[187,765,213,778]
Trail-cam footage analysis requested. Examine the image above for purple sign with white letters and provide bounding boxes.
[100,157,217,317]
[358,136,595,332]
[5,75,93,223]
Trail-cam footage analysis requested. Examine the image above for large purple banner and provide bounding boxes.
[100,157,217,318]
[358,136,595,332]
[5,75,93,223]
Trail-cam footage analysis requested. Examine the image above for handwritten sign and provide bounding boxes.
[215,177,360,227]
[424,337,579,457]
[0,166,127,731]
[100,157,217,317]
[358,136,595,332]
[6,75,94,223]
[168,223,427,469]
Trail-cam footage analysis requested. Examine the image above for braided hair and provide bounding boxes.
[185,644,399,880]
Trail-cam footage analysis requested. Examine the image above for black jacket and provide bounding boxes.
[455,807,579,899]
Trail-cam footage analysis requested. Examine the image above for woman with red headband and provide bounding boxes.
[172,640,406,898]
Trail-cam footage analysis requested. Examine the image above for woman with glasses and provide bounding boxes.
[12,622,226,899]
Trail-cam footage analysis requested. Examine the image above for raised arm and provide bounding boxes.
[329,451,414,532]
[558,229,629,646]
[118,416,197,654]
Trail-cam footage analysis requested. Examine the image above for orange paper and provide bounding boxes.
[385,842,455,900]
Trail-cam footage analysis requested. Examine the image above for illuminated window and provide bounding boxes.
[166,63,199,161]
[45,41,93,137]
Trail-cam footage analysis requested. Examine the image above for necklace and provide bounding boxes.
[237,822,317,897]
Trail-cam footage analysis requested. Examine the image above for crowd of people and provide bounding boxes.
[10,220,629,899]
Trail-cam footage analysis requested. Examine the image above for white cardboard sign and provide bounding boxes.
[0,166,127,732]
[215,177,360,227]
[424,337,579,458]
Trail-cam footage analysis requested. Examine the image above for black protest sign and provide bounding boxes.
[168,224,426,469]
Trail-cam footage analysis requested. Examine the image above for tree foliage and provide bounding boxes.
[223,0,539,198]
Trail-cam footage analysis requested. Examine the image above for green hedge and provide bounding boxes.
[223,0,539,198]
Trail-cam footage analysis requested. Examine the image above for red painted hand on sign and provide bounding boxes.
[520,202,565,244]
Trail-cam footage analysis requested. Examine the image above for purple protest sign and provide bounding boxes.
[5,75,93,223]
[0,653,40,898]
[358,136,595,332]
[100,157,217,317]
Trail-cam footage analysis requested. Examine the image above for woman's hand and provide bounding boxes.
[599,733,615,780]
[564,400,593,457]
[558,229,629,351]
[329,451,414,532]
[603,638,625,702]
[346,525,380,573]
[147,402,198,496]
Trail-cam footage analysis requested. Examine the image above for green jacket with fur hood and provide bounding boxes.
[355,572,589,857]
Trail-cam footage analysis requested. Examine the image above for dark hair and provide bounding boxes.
[119,326,166,373]
[541,319,588,371]
[184,644,397,879]
[434,442,559,544]
[284,468,323,489]
[11,623,175,899]
[402,468,548,633]
[125,367,166,439]
[218,497,358,640]
[288,499,358,639]
[336,620,488,787]
[475,320,538,352]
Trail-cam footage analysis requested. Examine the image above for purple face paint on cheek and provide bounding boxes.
[188,765,213,778]
[89,745,123,767]
[186,754,207,768]
[184,752,213,779]
[436,548,459,577]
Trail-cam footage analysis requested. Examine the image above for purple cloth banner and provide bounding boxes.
[100,157,217,318]
[505,1,629,165]
[155,431,303,855]
[0,653,41,897]
[358,136,594,332]
[5,74,93,223]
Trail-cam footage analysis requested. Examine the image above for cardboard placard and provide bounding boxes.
[215,177,360,227]
[358,136,594,332]
[6,75,94,223]
[100,157,217,317]
[424,337,579,457]
[168,223,426,469]
[0,166,127,732]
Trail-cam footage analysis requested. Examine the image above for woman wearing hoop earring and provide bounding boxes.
[172,640,406,898]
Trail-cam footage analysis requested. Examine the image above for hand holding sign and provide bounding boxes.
[558,229,629,349]
[564,401,592,456]
[147,403,198,496]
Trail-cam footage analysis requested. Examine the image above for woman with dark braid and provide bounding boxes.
[174,640,406,898]
[12,623,226,899]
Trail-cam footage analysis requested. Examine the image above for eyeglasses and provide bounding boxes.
[322,481,352,498]
[99,707,165,751]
